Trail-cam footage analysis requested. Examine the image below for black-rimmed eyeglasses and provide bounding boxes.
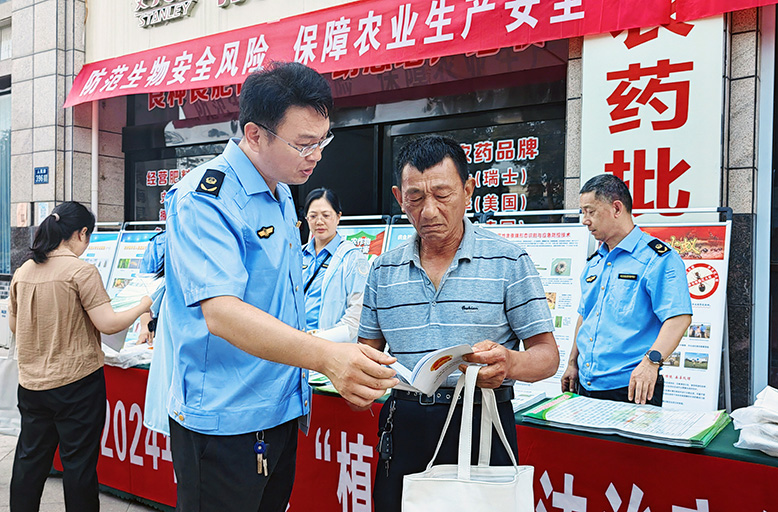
[258,124,334,158]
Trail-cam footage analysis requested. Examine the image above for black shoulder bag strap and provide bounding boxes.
[304,251,333,294]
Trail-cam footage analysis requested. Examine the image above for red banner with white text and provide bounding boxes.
[66,0,676,107]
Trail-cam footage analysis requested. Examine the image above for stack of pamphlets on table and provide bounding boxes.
[511,386,547,413]
[521,392,731,448]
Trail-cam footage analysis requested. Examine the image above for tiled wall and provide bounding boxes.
[9,0,126,272]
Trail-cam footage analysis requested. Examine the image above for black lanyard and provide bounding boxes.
[304,252,333,294]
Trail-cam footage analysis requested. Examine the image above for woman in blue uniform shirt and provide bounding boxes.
[302,188,369,342]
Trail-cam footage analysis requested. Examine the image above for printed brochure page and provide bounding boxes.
[390,344,474,396]
[523,393,730,448]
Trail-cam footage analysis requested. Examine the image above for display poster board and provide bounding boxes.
[106,231,156,298]
[81,232,121,287]
[485,225,591,400]
[384,224,416,253]
[580,16,724,223]
[0,299,9,351]
[641,223,730,411]
[335,225,388,262]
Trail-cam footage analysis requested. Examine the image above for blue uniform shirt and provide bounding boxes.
[302,234,342,331]
[161,139,309,435]
[139,232,166,274]
[576,226,692,392]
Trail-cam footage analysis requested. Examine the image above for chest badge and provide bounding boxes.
[196,169,224,197]
[586,275,597,283]
[618,273,638,280]
[257,226,275,239]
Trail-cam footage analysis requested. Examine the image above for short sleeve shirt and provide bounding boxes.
[140,231,166,274]
[162,139,309,435]
[9,248,110,390]
[575,226,693,391]
[359,219,554,387]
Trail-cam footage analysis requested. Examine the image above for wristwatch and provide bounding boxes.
[645,349,664,365]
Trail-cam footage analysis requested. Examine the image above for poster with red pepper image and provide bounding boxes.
[641,223,730,412]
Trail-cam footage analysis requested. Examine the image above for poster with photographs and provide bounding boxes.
[484,224,590,400]
[106,231,158,298]
[641,223,731,411]
[80,232,121,287]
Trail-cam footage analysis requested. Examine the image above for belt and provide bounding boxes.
[391,386,514,406]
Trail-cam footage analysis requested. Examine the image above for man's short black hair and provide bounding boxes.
[580,174,633,213]
[395,135,469,186]
[239,62,333,132]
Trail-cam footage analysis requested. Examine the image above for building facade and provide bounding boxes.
[3,0,777,409]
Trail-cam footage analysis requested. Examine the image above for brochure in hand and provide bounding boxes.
[521,392,731,448]
[101,274,162,351]
[109,273,162,312]
[390,344,474,396]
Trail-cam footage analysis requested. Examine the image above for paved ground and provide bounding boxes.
[0,433,161,512]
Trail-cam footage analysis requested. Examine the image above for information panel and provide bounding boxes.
[106,231,157,298]
[485,225,591,400]
[641,223,730,411]
[384,225,416,253]
[80,232,120,287]
[336,225,388,262]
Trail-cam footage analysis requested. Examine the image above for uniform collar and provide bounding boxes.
[599,225,642,256]
[304,233,341,257]
[401,217,474,266]
[223,138,272,197]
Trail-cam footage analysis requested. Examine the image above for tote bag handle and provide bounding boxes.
[424,365,518,481]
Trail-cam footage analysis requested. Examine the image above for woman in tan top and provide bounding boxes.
[8,202,152,512]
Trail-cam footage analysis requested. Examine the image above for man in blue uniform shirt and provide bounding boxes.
[561,174,692,406]
[161,63,397,512]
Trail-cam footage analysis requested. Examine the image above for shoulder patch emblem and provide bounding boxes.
[649,238,670,255]
[196,169,225,197]
[585,275,597,283]
[257,226,275,239]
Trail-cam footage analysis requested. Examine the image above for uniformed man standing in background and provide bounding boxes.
[561,174,692,406]
[161,62,397,512]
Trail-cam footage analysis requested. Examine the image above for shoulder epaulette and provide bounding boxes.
[648,238,671,256]
[196,169,225,197]
[586,252,598,261]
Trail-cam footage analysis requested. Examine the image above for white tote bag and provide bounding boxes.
[402,365,534,512]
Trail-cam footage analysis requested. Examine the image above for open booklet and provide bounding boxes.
[390,344,474,396]
[521,392,731,448]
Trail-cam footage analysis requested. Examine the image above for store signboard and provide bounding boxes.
[134,152,220,222]
[391,120,565,217]
[106,232,157,298]
[81,232,121,287]
[580,16,724,222]
[336,226,387,262]
[641,223,730,411]
[485,224,590,401]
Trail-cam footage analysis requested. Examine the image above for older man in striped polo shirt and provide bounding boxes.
[359,135,559,512]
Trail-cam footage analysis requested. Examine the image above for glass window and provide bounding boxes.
[0,24,11,61]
